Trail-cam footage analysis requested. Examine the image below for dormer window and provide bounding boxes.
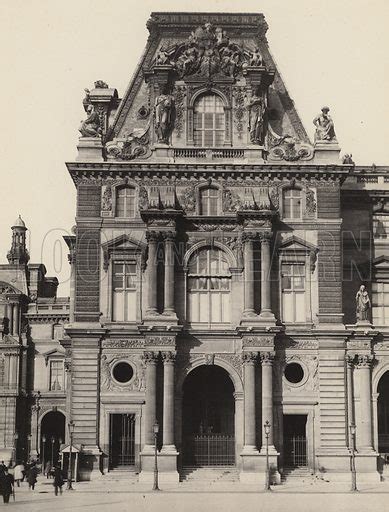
[200,187,219,215]
[116,186,136,218]
[194,94,225,147]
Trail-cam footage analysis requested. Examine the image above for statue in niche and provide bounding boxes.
[355,284,370,322]
[154,85,176,144]
[79,104,101,138]
[313,106,337,143]
[247,88,265,144]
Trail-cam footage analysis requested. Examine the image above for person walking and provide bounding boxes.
[14,462,24,487]
[26,463,38,490]
[52,466,64,496]
[0,468,14,504]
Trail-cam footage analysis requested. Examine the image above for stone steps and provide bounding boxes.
[180,467,239,482]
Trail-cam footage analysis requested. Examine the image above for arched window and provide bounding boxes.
[283,188,302,219]
[193,94,225,147]
[116,186,136,217]
[187,247,231,324]
[199,187,219,215]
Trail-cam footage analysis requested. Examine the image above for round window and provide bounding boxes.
[284,362,304,384]
[112,362,134,384]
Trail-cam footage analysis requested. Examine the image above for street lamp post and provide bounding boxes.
[67,420,75,490]
[152,420,160,491]
[349,423,357,492]
[264,420,271,491]
[14,432,18,462]
[42,435,46,474]
[32,391,41,459]
[51,436,55,468]
[27,434,32,461]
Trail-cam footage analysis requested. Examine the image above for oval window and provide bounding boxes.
[112,362,134,383]
[284,362,304,384]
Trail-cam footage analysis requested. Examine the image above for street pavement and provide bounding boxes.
[4,476,389,511]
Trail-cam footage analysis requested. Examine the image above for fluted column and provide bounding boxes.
[261,352,275,449]
[242,352,258,451]
[259,232,274,319]
[146,231,159,315]
[242,233,256,316]
[355,354,374,451]
[143,351,158,447]
[346,355,355,448]
[163,231,176,316]
[162,351,176,451]
[8,303,14,335]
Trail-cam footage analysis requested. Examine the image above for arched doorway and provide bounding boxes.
[378,371,389,452]
[182,365,235,467]
[40,411,66,471]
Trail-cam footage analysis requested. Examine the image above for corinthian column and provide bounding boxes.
[346,355,355,448]
[242,233,256,317]
[146,231,159,315]
[242,352,258,452]
[162,231,176,316]
[259,232,275,321]
[143,351,158,447]
[161,351,176,451]
[261,352,275,450]
[355,354,374,452]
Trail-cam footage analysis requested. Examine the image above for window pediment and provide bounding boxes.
[102,235,146,271]
[278,236,318,271]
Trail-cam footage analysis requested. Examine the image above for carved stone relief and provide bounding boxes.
[100,354,145,392]
[274,354,318,393]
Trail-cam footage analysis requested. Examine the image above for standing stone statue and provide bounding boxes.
[313,106,337,143]
[79,104,101,138]
[154,87,176,144]
[247,88,265,144]
[355,284,370,322]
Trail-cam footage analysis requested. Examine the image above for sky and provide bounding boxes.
[0,0,388,296]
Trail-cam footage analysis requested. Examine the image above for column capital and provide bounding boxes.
[161,351,175,363]
[241,231,257,243]
[346,354,356,368]
[142,351,159,364]
[356,354,374,369]
[146,230,160,242]
[161,231,176,242]
[260,352,275,365]
[242,351,258,364]
[258,231,272,243]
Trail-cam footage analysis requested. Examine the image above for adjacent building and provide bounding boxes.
[1,12,389,485]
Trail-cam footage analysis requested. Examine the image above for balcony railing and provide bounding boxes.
[173,148,246,160]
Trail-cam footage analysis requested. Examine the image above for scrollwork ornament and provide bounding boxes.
[174,86,186,138]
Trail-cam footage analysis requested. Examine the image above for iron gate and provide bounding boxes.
[284,436,307,467]
[183,435,235,466]
[109,414,135,467]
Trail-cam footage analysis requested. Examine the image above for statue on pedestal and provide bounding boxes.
[154,87,176,144]
[79,104,101,138]
[247,88,265,144]
[356,284,370,322]
[313,106,337,143]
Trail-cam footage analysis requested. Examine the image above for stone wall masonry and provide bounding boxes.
[318,229,342,320]
[75,228,100,322]
[77,184,101,218]
[317,183,340,219]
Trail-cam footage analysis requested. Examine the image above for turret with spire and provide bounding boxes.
[7,215,30,265]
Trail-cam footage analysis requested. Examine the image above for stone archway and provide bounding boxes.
[40,411,66,471]
[182,364,236,467]
[378,371,389,453]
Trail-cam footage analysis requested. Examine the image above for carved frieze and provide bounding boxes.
[277,338,319,350]
[145,336,176,347]
[102,339,145,349]
[242,336,274,348]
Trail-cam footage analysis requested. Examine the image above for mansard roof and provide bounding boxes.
[110,11,309,143]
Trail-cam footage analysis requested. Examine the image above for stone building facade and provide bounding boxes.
[1,12,389,484]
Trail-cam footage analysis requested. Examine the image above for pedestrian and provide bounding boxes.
[45,461,52,478]
[26,463,38,490]
[0,468,14,504]
[14,462,24,487]
[0,460,6,478]
[52,466,64,496]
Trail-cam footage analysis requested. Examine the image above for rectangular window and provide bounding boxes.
[112,262,137,322]
[372,282,389,326]
[281,262,306,322]
[49,360,64,391]
[116,187,136,218]
[283,189,302,219]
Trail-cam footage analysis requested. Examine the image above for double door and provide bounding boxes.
[109,413,135,468]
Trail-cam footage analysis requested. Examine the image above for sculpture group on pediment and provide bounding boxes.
[153,23,264,80]
[313,106,337,143]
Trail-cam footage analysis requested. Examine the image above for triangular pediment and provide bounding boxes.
[373,255,389,268]
[102,234,146,253]
[108,12,309,145]
[279,235,318,253]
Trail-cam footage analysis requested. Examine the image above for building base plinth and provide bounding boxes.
[76,137,104,161]
[140,450,179,485]
[240,451,279,484]
[316,451,379,483]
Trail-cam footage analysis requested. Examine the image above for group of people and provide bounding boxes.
[0,459,65,503]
